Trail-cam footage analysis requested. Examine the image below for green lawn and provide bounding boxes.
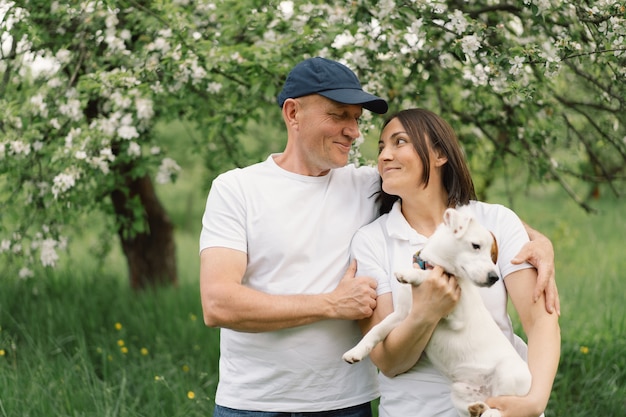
[1,179,624,416]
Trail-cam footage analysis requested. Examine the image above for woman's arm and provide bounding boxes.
[486,268,561,417]
[362,266,460,377]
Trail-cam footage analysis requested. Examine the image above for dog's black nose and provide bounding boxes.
[487,272,499,286]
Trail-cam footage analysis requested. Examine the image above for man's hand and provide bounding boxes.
[514,224,560,315]
[330,259,377,320]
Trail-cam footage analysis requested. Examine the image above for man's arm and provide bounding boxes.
[199,247,378,332]
[512,223,560,315]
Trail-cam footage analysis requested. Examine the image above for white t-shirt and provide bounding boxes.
[199,155,380,412]
[350,200,532,417]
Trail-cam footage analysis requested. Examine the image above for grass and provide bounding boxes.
[489,183,626,417]
[1,160,625,416]
[0,235,220,416]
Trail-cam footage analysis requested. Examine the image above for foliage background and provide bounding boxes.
[1,1,625,415]
[1,0,624,277]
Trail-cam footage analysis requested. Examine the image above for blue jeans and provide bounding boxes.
[213,402,372,417]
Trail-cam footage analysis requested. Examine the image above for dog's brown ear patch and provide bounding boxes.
[490,232,498,264]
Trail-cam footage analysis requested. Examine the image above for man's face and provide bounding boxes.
[294,95,363,175]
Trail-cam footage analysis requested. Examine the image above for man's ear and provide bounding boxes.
[282,98,299,128]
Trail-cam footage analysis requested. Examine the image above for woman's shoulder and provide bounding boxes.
[464,200,521,224]
[356,213,389,235]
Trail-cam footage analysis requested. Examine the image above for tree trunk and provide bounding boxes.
[110,174,178,290]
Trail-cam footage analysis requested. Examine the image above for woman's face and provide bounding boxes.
[377,118,425,198]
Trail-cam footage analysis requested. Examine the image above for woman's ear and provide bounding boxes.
[433,148,448,167]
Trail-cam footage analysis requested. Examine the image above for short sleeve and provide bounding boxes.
[350,224,393,296]
[199,171,247,254]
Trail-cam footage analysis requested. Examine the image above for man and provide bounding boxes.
[199,57,558,416]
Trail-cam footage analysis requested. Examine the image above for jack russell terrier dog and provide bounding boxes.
[343,207,531,417]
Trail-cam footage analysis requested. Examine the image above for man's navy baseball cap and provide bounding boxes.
[277,57,388,114]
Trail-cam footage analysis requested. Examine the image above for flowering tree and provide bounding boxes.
[1,0,624,287]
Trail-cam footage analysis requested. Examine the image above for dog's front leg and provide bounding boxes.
[342,285,412,364]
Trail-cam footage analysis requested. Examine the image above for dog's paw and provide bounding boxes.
[394,270,425,285]
[342,347,365,364]
[394,271,408,284]
[468,402,501,417]
[394,271,417,284]
[468,402,487,417]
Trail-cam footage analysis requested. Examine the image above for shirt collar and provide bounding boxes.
[384,201,428,245]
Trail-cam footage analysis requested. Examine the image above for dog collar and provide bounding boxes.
[413,251,434,270]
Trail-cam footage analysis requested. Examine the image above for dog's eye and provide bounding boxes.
[472,243,480,250]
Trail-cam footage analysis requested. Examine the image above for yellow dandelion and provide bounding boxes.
[189,313,197,321]
[0,349,5,356]
[580,346,589,354]
[187,391,195,400]
[182,364,190,373]
[115,322,122,331]
[140,347,149,356]
[154,375,163,381]
[121,346,128,354]
[117,339,125,347]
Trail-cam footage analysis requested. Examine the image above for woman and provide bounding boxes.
[351,109,560,417]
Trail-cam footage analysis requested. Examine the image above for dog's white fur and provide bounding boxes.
[343,207,531,417]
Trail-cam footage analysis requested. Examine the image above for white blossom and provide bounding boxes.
[47,77,63,88]
[105,13,118,29]
[156,157,181,184]
[509,56,526,75]
[12,243,22,254]
[278,1,294,19]
[55,49,71,64]
[135,97,154,120]
[98,116,118,137]
[463,63,490,86]
[117,125,139,140]
[30,93,48,117]
[52,172,78,199]
[207,82,222,94]
[0,239,10,252]
[111,92,132,109]
[88,156,110,174]
[127,141,141,157]
[100,147,115,161]
[446,10,468,35]
[65,127,81,148]
[332,31,355,49]
[59,98,83,121]
[10,141,31,156]
[148,37,171,53]
[39,238,59,267]
[19,267,34,279]
[461,35,481,59]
